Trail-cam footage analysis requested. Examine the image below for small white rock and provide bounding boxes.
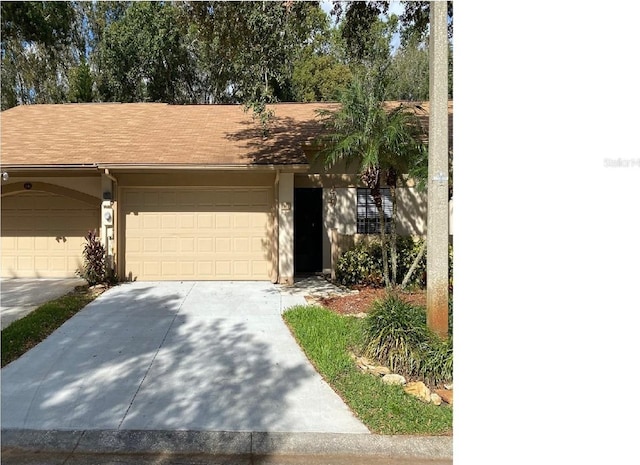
[430,392,442,406]
[381,374,407,386]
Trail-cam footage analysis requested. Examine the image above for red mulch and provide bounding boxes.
[314,286,427,315]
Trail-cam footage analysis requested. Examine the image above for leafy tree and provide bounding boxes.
[316,72,426,287]
[335,1,389,63]
[68,61,93,103]
[292,53,352,102]
[1,1,77,109]
[184,1,326,130]
[400,1,454,43]
[291,21,353,102]
[95,2,196,103]
[399,1,453,99]
[1,1,75,50]
[331,1,453,99]
[386,38,429,101]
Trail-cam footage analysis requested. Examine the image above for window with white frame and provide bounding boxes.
[357,188,392,234]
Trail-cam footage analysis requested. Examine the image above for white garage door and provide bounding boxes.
[1,191,100,278]
[122,187,274,281]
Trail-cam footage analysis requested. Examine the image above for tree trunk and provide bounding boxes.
[389,184,398,286]
[363,166,389,288]
[401,236,427,289]
[387,168,399,287]
[372,186,390,289]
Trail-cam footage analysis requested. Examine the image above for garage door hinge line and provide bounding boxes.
[117,282,195,430]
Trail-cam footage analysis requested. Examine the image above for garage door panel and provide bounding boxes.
[143,215,160,229]
[180,238,195,252]
[17,255,34,271]
[253,261,268,275]
[123,187,273,281]
[234,237,250,252]
[233,261,250,275]
[51,257,68,272]
[197,261,212,275]
[178,215,194,229]
[199,238,214,252]
[142,261,160,276]
[251,237,265,253]
[161,237,178,252]
[161,215,177,229]
[143,238,160,252]
[215,261,231,277]
[197,214,213,228]
[1,191,99,278]
[216,214,231,229]
[216,237,231,253]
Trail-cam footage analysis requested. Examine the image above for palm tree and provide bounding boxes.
[316,74,426,287]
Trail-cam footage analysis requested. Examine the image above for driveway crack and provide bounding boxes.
[117,282,196,430]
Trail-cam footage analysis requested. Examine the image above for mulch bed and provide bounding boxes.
[314,286,427,315]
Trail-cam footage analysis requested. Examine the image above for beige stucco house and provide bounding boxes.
[1,102,440,283]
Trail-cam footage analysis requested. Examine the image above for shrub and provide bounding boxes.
[76,229,107,286]
[363,292,453,386]
[335,240,384,287]
[336,237,427,288]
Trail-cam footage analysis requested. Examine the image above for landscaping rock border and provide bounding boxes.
[351,354,453,406]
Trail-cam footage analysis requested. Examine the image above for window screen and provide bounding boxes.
[357,188,392,234]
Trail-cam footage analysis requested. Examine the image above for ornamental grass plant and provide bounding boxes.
[363,293,452,386]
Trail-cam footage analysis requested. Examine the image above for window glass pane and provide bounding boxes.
[357,188,392,234]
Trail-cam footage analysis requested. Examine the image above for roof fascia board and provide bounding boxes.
[96,164,310,172]
[0,165,98,171]
[1,163,310,172]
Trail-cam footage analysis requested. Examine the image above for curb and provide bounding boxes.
[1,429,452,460]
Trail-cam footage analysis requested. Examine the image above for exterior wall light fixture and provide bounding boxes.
[328,186,337,206]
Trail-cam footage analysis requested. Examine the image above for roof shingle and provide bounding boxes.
[1,101,441,168]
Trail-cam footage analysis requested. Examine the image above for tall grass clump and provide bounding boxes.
[363,293,453,386]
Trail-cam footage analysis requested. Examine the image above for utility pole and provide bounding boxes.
[426,1,449,338]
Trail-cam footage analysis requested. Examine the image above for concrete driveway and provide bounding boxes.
[0,281,369,433]
[0,278,85,330]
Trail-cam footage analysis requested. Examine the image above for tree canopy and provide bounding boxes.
[1,1,451,110]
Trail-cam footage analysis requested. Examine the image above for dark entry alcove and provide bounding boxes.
[294,188,323,274]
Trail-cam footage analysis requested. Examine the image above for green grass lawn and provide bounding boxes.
[1,287,98,367]
[283,304,453,435]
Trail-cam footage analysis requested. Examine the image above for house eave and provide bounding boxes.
[97,163,310,172]
[0,164,99,171]
[1,163,310,173]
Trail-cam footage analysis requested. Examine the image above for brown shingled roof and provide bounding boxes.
[1,101,442,168]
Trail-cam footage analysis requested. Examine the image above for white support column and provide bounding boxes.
[278,172,294,284]
[100,173,115,273]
